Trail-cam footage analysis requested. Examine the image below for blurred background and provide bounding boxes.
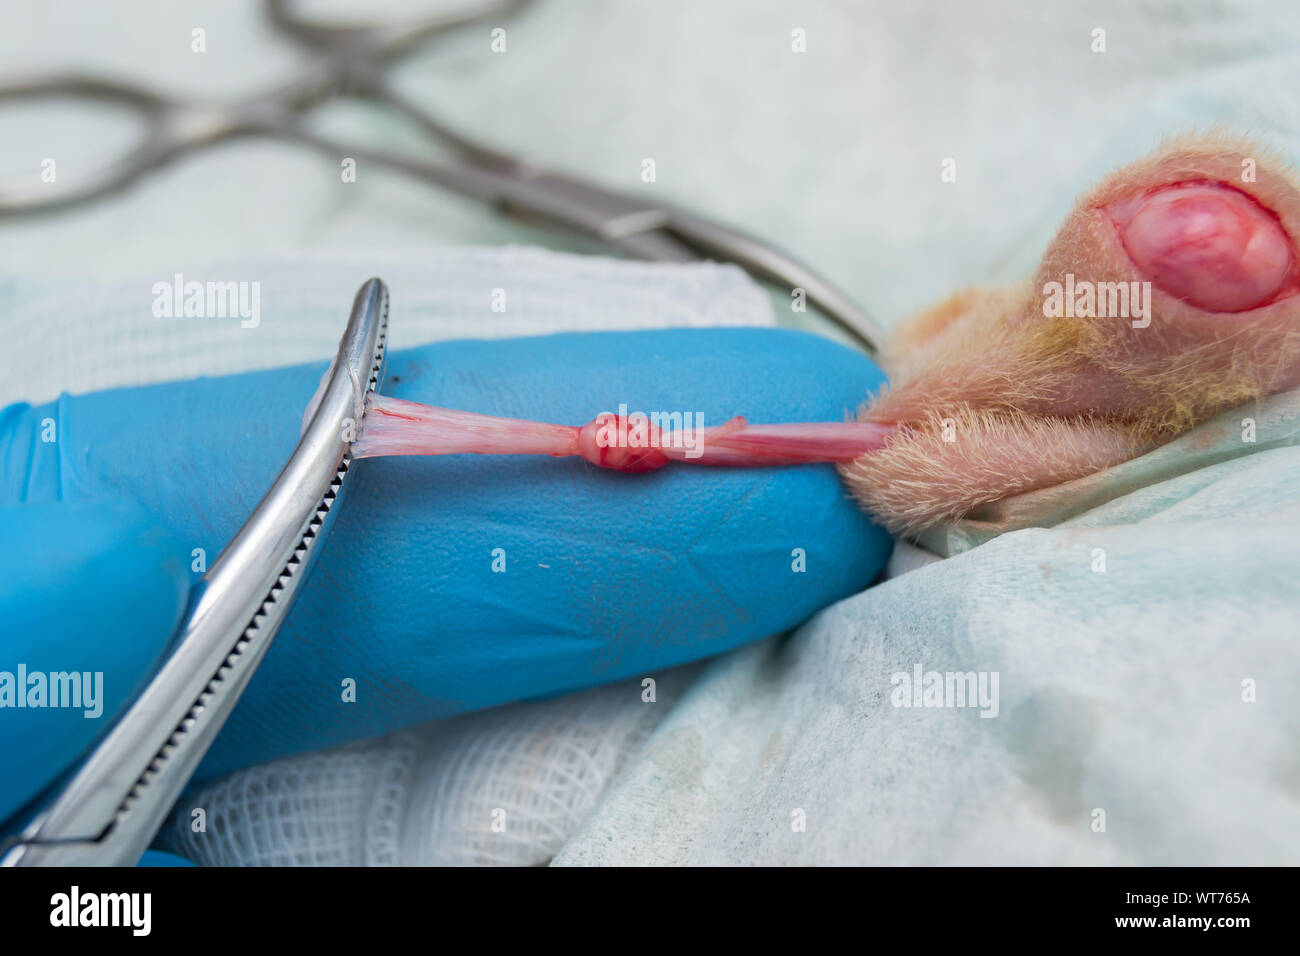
[4,0,1297,332]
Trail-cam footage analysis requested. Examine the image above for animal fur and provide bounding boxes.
[841,132,1300,535]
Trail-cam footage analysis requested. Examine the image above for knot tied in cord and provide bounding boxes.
[575,415,672,473]
[573,414,756,472]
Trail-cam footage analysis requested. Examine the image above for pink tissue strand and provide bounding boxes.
[351,393,894,472]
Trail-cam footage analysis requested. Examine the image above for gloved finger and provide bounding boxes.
[0,497,190,825]
[2,326,892,778]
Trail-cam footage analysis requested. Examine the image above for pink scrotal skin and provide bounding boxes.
[840,134,1300,535]
[351,393,896,471]
[1107,181,1297,313]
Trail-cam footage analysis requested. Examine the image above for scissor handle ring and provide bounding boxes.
[0,75,208,214]
[264,0,531,58]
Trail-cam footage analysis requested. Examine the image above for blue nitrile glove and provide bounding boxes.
[1,327,891,789]
[0,496,190,826]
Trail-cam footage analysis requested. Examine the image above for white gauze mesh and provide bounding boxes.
[157,668,698,866]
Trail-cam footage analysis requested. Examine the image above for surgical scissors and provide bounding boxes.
[1,278,388,866]
[0,0,885,356]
